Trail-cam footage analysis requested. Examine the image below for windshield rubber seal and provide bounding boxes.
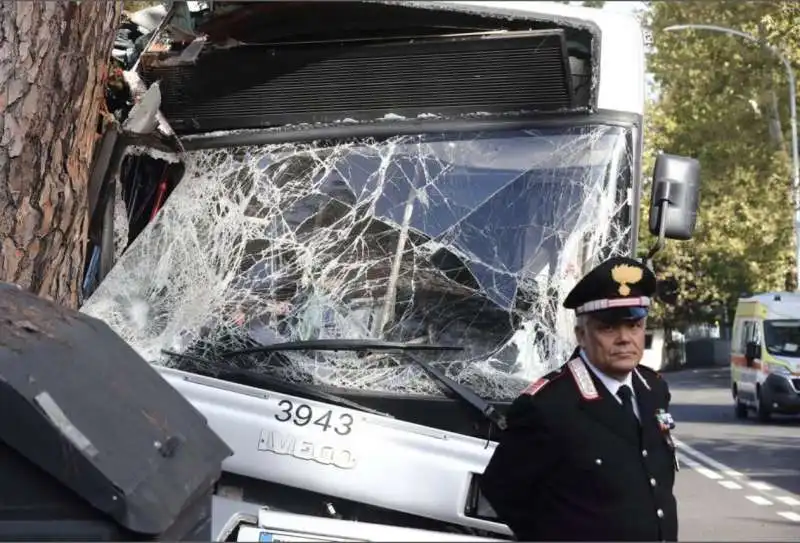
[179,110,642,150]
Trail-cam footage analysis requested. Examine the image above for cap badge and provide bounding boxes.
[611,264,643,296]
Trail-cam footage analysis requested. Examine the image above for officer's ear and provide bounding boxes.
[575,326,585,347]
[574,315,587,345]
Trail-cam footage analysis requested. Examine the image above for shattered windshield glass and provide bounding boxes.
[82,124,633,399]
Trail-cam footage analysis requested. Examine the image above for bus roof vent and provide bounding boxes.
[775,294,782,301]
[140,29,576,135]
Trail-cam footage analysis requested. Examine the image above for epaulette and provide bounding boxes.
[633,367,652,390]
[521,367,566,397]
[639,365,671,408]
[635,364,662,380]
[567,357,601,401]
[634,364,671,395]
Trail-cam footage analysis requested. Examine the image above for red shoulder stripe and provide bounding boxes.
[522,377,550,396]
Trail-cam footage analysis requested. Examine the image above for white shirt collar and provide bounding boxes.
[578,349,639,415]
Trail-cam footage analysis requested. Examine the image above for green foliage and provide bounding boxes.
[553,1,606,7]
[761,3,800,65]
[640,0,799,329]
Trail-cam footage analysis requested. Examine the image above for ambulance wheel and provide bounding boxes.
[755,386,772,422]
[732,385,748,419]
[734,397,748,419]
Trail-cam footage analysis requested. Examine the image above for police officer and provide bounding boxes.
[480,256,679,542]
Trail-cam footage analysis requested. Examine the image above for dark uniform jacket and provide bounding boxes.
[480,352,678,542]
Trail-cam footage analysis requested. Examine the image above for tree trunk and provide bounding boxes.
[0,1,122,309]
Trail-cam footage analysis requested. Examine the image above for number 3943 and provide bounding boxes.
[274,399,354,436]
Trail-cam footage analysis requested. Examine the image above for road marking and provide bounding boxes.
[696,467,723,480]
[676,453,691,466]
[677,453,725,481]
[676,453,701,469]
[675,437,800,524]
[673,438,745,478]
[776,496,800,507]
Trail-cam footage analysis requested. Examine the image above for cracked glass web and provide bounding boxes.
[81,124,632,400]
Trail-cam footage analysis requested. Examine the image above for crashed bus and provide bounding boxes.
[75,1,700,540]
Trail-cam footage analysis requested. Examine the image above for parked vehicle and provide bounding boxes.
[731,292,800,421]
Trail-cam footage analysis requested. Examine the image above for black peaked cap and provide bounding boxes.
[563,256,657,321]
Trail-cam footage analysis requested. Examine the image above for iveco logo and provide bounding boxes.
[257,429,358,470]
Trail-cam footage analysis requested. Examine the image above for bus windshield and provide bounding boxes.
[82,123,634,399]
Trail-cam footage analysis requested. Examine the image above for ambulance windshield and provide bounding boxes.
[763,320,800,357]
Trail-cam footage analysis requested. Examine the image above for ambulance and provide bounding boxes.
[731,292,800,421]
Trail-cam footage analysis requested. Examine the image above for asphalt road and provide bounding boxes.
[664,367,800,540]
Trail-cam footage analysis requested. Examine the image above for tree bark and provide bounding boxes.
[0,0,122,309]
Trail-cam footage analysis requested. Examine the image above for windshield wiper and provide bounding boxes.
[215,338,463,357]
[161,349,391,417]
[402,351,507,431]
[214,339,507,430]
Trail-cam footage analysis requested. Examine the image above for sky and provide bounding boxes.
[601,1,647,17]
[556,1,647,17]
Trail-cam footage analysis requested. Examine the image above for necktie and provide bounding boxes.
[617,385,640,427]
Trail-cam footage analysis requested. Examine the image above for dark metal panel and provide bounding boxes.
[142,30,574,134]
[0,286,233,535]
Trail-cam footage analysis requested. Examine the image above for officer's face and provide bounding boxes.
[575,316,646,379]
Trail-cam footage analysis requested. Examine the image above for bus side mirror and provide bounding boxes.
[648,154,701,241]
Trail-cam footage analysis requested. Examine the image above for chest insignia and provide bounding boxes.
[656,408,680,472]
[656,408,676,431]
